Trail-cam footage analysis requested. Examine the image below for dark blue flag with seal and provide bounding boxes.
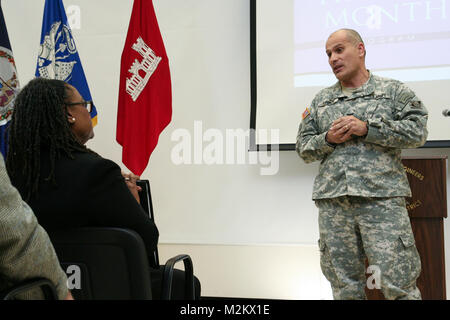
[0,2,19,158]
[36,0,97,125]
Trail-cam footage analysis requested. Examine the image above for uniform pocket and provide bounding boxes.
[365,94,395,122]
[399,233,415,249]
[392,232,422,287]
[316,105,344,133]
[318,238,339,285]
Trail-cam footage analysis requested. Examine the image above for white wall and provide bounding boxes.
[3,0,449,299]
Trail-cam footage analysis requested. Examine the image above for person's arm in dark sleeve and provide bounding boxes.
[0,155,70,300]
[86,158,159,258]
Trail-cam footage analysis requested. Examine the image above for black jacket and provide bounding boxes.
[10,149,159,258]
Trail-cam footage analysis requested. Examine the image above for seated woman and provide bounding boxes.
[6,77,200,300]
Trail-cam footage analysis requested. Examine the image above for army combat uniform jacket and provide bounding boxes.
[296,72,428,200]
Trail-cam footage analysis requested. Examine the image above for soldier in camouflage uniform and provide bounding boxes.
[296,29,427,300]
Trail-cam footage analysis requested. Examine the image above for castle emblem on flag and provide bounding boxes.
[37,21,77,81]
[126,37,162,102]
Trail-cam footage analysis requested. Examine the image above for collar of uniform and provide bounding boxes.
[331,70,375,100]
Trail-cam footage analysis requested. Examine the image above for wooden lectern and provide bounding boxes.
[366,156,447,300]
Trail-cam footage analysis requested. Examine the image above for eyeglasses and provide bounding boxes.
[65,100,94,113]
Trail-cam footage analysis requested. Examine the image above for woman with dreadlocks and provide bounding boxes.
[6,77,200,300]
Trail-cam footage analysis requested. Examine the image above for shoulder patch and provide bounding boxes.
[302,107,311,120]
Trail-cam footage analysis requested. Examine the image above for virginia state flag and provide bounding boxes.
[0,2,19,157]
[36,0,97,126]
[116,0,172,175]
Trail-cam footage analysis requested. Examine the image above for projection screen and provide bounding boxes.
[250,0,450,150]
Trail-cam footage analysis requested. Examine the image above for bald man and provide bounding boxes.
[296,29,427,300]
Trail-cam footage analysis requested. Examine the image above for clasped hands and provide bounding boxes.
[326,115,368,145]
[122,171,142,203]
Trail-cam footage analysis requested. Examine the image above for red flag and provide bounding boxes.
[116,0,172,175]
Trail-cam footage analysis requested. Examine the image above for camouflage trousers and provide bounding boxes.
[315,196,422,300]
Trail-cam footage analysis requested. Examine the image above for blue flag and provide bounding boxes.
[0,2,19,157]
[36,0,97,125]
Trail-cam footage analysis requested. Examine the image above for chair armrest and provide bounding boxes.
[161,254,195,300]
[1,278,58,300]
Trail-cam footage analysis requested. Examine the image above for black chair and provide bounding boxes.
[1,278,58,300]
[136,179,160,268]
[48,180,196,300]
[49,227,153,300]
[137,179,196,300]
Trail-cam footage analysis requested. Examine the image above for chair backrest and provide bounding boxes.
[49,227,152,300]
[136,179,160,268]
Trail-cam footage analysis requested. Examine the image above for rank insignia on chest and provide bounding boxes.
[302,107,311,120]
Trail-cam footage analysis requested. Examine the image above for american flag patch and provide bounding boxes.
[302,107,310,120]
